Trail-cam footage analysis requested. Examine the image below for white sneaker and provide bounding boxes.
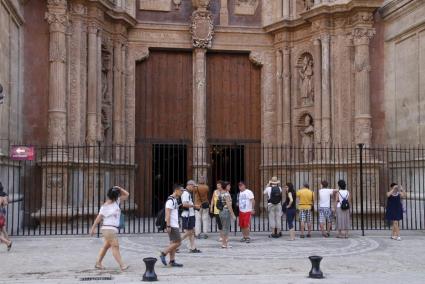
[396,236,402,241]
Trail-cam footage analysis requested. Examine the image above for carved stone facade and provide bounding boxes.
[4,0,425,219]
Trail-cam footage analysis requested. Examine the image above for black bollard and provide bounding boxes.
[308,256,324,279]
[142,257,158,282]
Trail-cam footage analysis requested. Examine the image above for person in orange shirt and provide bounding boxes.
[296,183,315,238]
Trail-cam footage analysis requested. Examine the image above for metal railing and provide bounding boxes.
[1,143,425,236]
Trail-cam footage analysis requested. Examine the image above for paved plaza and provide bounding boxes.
[1,231,424,283]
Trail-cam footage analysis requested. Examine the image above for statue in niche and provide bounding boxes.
[300,114,314,162]
[298,54,314,106]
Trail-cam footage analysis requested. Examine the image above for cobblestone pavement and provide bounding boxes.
[1,231,424,283]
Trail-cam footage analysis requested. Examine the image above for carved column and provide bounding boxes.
[219,0,228,26]
[275,0,283,20]
[353,27,375,146]
[87,22,99,145]
[282,47,291,145]
[113,39,123,147]
[193,48,208,180]
[69,3,86,146]
[313,38,322,147]
[46,0,69,146]
[321,34,331,149]
[276,50,283,145]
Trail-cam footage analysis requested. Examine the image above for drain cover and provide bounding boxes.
[80,276,113,281]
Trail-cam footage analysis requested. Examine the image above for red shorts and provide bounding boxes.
[239,211,252,228]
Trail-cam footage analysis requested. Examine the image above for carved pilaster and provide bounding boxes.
[113,40,123,147]
[86,22,99,145]
[313,38,322,146]
[282,47,291,146]
[125,46,149,149]
[352,27,375,146]
[68,3,86,145]
[321,34,331,148]
[46,0,69,146]
[276,50,283,145]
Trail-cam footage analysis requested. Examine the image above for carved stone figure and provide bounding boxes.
[101,48,112,144]
[299,55,314,106]
[300,114,314,162]
[191,8,214,48]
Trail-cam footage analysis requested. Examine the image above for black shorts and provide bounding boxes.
[215,214,223,231]
[182,216,195,230]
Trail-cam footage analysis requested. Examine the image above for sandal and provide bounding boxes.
[245,238,251,243]
[300,235,305,239]
[120,265,129,271]
[240,237,247,242]
[7,242,12,252]
[336,235,344,239]
[95,263,104,270]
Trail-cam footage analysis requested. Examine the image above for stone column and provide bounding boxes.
[353,27,375,146]
[46,0,69,146]
[313,38,322,147]
[68,3,86,146]
[275,0,283,20]
[276,50,283,145]
[219,0,228,26]
[321,34,331,149]
[193,48,208,180]
[262,0,273,26]
[282,47,291,145]
[292,0,297,19]
[113,39,123,147]
[87,22,98,145]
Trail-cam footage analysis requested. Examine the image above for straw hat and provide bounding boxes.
[268,176,280,185]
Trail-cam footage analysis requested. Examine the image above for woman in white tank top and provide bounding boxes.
[90,186,129,271]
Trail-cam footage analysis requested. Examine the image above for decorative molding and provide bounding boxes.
[132,47,150,62]
[190,10,214,49]
[71,3,86,15]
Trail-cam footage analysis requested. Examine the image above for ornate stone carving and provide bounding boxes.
[234,0,259,16]
[192,0,210,10]
[190,9,214,49]
[355,118,372,145]
[249,51,264,66]
[352,28,375,46]
[101,47,112,144]
[49,39,67,63]
[47,0,67,6]
[71,3,86,15]
[297,53,314,106]
[48,113,67,145]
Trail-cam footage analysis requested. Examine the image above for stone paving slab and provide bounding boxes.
[1,231,424,283]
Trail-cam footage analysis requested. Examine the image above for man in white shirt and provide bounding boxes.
[181,180,201,253]
[263,177,283,238]
[238,181,255,243]
[318,180,337,237]
[160,184,184,267]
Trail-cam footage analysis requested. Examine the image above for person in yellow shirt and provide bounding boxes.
[296,183,315,238]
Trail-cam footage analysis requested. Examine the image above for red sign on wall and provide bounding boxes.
[10,146,35,161]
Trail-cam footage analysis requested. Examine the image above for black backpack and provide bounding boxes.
[269,186,282,205]
[339,192,350,211]
[155,196,176,231]
[216,194,225,211]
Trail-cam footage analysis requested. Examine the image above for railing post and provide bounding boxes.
[358,143,365,236]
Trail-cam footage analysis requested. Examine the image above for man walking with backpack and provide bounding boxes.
[180,180,201,253]
[297,183,315,238]
[160,184,184,267]
[263,177,283,238]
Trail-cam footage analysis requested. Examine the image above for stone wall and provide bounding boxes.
[380,0,425,145]
[0,0,24,152]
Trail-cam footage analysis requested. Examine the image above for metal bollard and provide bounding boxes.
[142,257,158,282]
[308,255,324,279]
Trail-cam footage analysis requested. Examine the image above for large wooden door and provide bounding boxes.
[206,52,261,142]
[206,52,262,204]
[135,50,193,216]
